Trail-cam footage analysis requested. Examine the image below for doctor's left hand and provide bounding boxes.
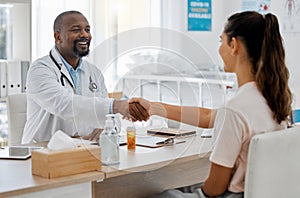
[81,128,103,142]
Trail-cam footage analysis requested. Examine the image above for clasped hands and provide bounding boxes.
[114,97,152,122]
[129,98,152,121]
[83,98,151,142]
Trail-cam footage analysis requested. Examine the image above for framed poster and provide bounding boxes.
[188,0,212,31]
[281,0,300,33]
[242,0,271,14]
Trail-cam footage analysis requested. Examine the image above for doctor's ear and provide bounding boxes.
[54,32,62,44]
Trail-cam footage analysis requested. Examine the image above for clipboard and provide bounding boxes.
[147,128,196,137]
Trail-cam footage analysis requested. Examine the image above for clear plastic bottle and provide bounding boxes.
[100,119,120,165]
[106,114,121,134]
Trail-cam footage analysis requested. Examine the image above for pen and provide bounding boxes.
[156,138,174,145]
[175,140,186,144]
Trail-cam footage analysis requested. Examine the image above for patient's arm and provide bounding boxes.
[129,98,216,128]
[202,162,232,196]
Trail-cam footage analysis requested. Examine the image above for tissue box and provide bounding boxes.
[32,145,101,178]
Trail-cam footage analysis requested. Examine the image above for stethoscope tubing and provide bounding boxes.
[49,50,97,92]
[49,51,74,88]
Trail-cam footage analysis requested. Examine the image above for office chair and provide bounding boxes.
[7,93,27,145]
[244,125,300,198]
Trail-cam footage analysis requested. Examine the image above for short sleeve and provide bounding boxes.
[209,108,247,168]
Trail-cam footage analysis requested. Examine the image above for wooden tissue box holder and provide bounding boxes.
[32,145,101,178]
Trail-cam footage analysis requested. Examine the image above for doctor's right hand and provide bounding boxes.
[113,100,130,118]
[113,99,149,121]
[129,98,151,122]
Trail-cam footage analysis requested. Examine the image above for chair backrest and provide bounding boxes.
[7,93,27,145]
[245,125,300,198]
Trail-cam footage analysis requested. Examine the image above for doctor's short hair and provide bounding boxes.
[53,10,85,32]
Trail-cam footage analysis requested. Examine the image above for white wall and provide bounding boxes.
[31,0,93,61]
[160,0,228,69]
[2,1,31,61]
[13,0,299,108]
[160,0,300,109]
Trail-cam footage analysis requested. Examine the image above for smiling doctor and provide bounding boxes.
[22,10,147,144]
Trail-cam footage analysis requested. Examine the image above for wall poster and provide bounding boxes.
[187,0,212,31]
[242,0,271,14]
[281,0,300,33]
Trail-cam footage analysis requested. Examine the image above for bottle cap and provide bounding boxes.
[126,126,136,132]
[106,114,120,118]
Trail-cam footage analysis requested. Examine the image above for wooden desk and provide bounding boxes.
[0,158,104,198]
[93,134,212,198]
[0,134,212,198]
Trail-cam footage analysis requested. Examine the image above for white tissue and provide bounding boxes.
[47,130,77,150]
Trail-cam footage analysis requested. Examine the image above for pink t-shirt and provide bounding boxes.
[209,82,285,193]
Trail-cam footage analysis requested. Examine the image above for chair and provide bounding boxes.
[244,125,300,198]
[7,93,27,145]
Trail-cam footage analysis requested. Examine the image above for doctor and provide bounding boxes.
[22,10,148,144]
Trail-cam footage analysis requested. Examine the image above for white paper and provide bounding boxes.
[47,130,77,150]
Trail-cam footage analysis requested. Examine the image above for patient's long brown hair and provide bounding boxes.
[224,11,293,125]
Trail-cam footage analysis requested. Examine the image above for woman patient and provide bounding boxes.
[129,11,293,198]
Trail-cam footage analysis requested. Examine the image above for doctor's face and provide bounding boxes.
[55,13,92,58]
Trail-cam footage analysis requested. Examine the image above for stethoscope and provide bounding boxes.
[49,51,98,92]
[89,76,98,92]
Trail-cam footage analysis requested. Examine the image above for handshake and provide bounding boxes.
[85,97,213,141]
[129,98,154,122]
[114,98,153,122]
[114,97,213,128]
[83,97,153,142]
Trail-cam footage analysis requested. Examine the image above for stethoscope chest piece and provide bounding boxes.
[89,76,98,92]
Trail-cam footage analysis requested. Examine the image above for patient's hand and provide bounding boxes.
[81,128,103,142]
[129,98,151,121]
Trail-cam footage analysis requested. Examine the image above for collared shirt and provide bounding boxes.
[58,53,114,113]
[59,55,83,95]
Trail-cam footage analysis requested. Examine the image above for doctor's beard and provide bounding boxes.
[73,39,90,57]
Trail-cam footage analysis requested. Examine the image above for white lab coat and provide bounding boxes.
[22,47,113,144]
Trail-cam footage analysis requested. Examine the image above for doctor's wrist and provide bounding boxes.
[112,99,129,116]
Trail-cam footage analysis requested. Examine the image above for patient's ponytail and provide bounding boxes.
[256,13,292,124]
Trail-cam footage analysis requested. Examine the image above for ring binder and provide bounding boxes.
[0,61,7,98]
